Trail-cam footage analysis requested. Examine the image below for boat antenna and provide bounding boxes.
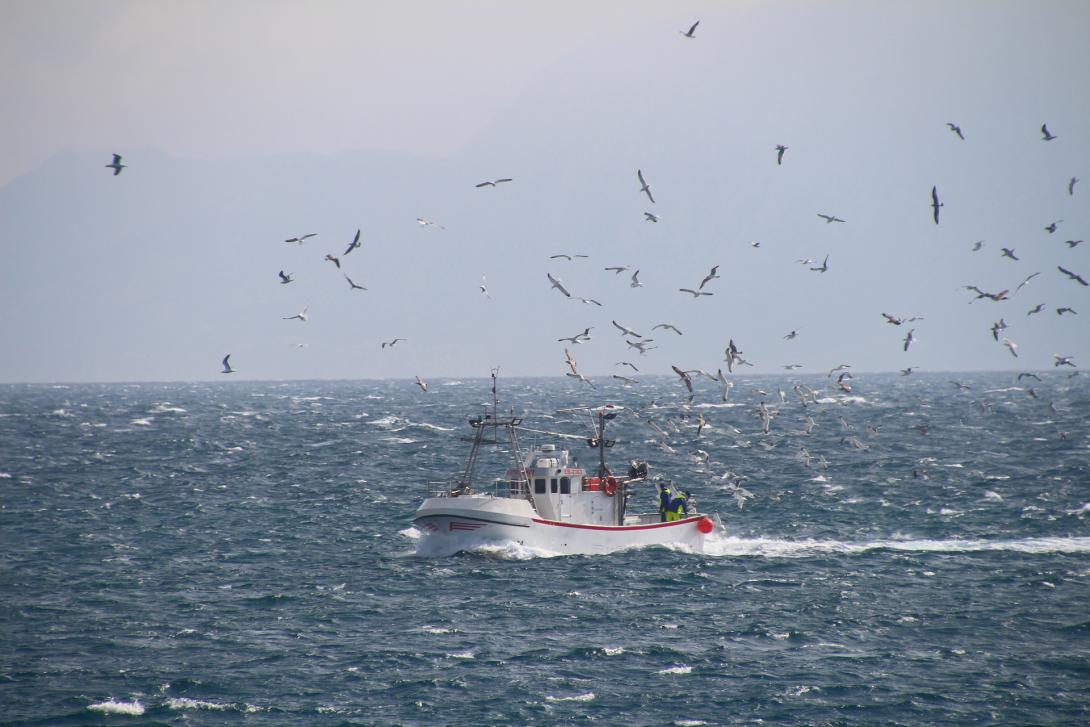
[490,366,499,421]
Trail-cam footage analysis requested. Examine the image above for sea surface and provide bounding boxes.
[2,373,1088,726]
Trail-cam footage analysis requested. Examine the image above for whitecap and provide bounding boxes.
[0,472,11,479]
[602,646,625,656]
[150,403,187,413]
[983,490,1003,501]
[383,436,418,444]
[545,692,595,702]
[657,665,692,675]
[700,533,1090,557]
[166,697,230,711]
[130,418,153,426]
[88,699,145,716]
[420,625,455,634]
[674,721,708,727]
[446,650,474,659]
[769,631,790,640]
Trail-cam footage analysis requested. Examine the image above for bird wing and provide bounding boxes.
[688,21,699,35]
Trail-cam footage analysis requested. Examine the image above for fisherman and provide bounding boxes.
[658,481,673,522]
[668,490,690,521]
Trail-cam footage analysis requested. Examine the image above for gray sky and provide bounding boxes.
[2,1,1088,383]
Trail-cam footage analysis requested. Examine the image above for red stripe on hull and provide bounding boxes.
[530,517,703,532]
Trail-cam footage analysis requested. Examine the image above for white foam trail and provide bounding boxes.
[657,665,693,675]
[702,533,1090,557]
[88,699,145,715]
[545,692,596,702]
[165,697,230,711]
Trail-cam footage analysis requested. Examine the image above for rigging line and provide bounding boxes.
[513,425,587,441]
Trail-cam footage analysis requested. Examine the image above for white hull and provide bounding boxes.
[413,495,710,556]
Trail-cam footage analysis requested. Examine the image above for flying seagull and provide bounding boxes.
[817,213,845,223]
[549,253,589,261]
[278,270,294,284]
[653,323,683,335]
[221,354,235,374]
[810,255,829,273]
[1058,266,1088,286]
[1001,337,1018,358]
[699,265,720,289]
[1057,307,1078,315]
[947,123,964,140]
[972,240,985,251]
[415,375,428,392]
[382,338,405,348]
[283,306,308,322]
[681,20,699,38]
[784,330,798,340]
[630,270,644,288]
[903,329,916,352]
[931,186,943,224]
[285,233,316,244]
[105,153,126,175]
[564,348,579,376]
[991,319,1008,341]
[344,274,366,291]
[679,288,713,297]
[1065,239,1083,248]
[1053,354,1076,367]
[1015,272,1041,293]
[964,285,1009,302]
[637,169,655,203]
[644,212,660,222]
[626,338,657,355]
[775,145,787,165]
[613,374,639,385]
[1045,221,1062,234]
[343,229,361,255]
[577,296,602,306]
[479,274,490,299]
[416,217,445,229]
[1041,123,1057,141]
[1000,247,1019,260]
[324,254,341,269]
[1069,177,1079,196]
[616,361,639,372]
[475,178,513,188]
[671,365,694,399]
[547,273,572,297]
[558,327,593,345]
[612,320,643,338]
[1027,303,1045,315]
[604,265,630,274]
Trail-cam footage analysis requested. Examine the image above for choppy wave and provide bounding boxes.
[702,534,1090,557]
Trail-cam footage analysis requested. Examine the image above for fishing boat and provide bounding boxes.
[412,377,719,556]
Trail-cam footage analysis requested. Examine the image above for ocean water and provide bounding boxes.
[1,373,1088,725]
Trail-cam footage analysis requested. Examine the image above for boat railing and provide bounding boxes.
[424,479,531,500]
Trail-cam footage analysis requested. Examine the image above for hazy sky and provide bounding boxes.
[2,1,1088,383]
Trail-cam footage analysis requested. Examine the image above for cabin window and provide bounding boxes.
[560,477,571,494]
[550,478,558,493]
[534,478,546,494]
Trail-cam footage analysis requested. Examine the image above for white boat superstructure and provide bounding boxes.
[413,394,717,556]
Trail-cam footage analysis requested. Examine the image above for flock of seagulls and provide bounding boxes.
[99,19,1083,410]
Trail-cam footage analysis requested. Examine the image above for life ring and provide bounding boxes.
[603,477,619,496]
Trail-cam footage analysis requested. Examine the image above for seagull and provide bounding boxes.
[1045,221,1061,234]
[653,323,683,335]
[416,217,445,229]
[817,213,845,223]
[105,153,126,175]
[699,265,720,290]
[1065,240,1083,248]
[415,376,428,392]
[221,354,235,374]
[1041,123,1057,141]
[882,313,904,325]
[558,327,593,344]
[931,186,943,224]
[964,285,1009,302]
[796,258,816,266]
[637,169,655,204]
[784,330,799,340]
[1056,307,1077,315]
[343,229,361,255]
[990,319,1007,341]
[750,241,761,248]
[546,273,572,297]
[475,178,513,188]
[681,20,699,38]
[563,348,579,376]
[671,365,694,399]
[828,363,851,377]
[725,339,744,372]
[616,361,639,372]
[381,338,405,348]
[344,274,366,291]
[903,329,916,351]
[1070,177,1079,196]
[1015,272,1041,293]
[1017,372,1041,381]
[1027,303,1045,315]
[679,288,713,297]
[715,369,733,401]
[1000,247,1019,260]
[775,145,788,165]
[604,265,630,275]
[285,233,317,244]
[278,270,294,284]
[1001,337,1018,358]
[612,320,643,338]
[283,306,308,322]
[576,296,603,306]
[479,274,491,299]
[626,338,657,355]
[1058,266,1088,286]
[810,255,829,273]
[900,367,917,376]
[324,254,341,269]
[950,380,971,390]
[549,253,589,261]
[947,122,964,140]
[783,364,803,370]
[972,240,985,251]
[644,212,660,222]
[566,372,596,389]
[613,374,639,385]
[1054,354,1076,367]
[630,270,644,288]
